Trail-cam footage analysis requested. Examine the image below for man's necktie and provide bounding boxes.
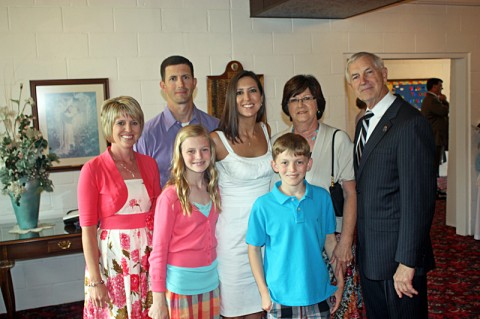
[355,110,374,166]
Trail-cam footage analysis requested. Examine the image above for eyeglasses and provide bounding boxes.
[288,95,316,105]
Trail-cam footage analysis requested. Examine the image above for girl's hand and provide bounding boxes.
[260,292,273,312]
[148,302,169,319]
[149,292,170,319]
[88,284,109,309]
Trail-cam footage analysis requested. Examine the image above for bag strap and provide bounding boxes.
[331,129,340,187]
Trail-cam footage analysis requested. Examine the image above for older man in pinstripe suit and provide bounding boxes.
[346,52,436,319]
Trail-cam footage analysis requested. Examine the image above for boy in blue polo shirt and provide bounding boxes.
[247,133,343,319]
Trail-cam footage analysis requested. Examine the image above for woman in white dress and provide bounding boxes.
[210,70,273,319]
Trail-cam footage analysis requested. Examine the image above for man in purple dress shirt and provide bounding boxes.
[135,55,219,187]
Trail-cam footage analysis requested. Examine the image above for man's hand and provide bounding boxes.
[393,263,417,298]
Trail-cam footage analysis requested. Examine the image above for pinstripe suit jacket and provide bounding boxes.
[354,96,436,280]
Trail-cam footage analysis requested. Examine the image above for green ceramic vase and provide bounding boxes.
[10,179,42,230]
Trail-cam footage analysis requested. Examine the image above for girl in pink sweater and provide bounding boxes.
[149,125,221,319]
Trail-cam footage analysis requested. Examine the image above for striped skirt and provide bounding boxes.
[166,288,220,319]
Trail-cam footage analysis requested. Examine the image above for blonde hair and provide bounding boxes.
[101,96,144,143]
[167,125,221,216]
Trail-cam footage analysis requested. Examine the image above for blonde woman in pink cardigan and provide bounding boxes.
[78,96,161,319]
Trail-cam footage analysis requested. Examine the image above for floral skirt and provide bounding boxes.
[324,233,364,319]
[83,227,153,319]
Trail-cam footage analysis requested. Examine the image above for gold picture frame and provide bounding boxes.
[30,78,109,172]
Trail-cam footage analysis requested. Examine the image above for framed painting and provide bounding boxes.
[387,79,428,110]
[29,78,110,172]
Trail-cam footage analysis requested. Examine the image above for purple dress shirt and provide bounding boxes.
[135,105,219,187]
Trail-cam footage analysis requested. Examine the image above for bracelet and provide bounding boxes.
[86,280,105,287]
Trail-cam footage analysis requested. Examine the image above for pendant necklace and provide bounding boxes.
[111,153,136,178]
[117,161,136,178]
[243,132,255,146]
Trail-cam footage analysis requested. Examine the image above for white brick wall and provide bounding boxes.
[0,0,479,313]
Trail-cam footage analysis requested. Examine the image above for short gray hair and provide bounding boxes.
[345,52,385,83]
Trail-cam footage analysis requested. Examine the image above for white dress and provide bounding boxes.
[215,123,273,316]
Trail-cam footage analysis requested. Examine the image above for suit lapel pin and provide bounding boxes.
[383,125,388,132]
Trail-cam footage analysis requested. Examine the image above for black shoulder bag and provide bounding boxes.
[329,129,345,217]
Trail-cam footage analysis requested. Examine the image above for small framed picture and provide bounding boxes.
[29,78,109,171]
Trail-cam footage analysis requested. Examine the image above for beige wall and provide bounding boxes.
[0,0,479,312]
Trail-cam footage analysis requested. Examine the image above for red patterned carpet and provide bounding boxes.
[0,300,83,319]
[1,200,479,318]
[428,199,480,318]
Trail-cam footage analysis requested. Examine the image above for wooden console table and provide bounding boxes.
[0,219,82,319]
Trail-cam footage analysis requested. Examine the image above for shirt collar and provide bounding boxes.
[163,105,199,131]
[272,180,313,204]
[368,91,396,120]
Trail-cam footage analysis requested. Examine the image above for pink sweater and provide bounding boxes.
[78,148,161,227]
[149,185,219,292]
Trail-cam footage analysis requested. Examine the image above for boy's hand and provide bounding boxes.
[330,285,344,314]
[260,292,273,312]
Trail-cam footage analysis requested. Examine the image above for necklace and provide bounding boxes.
[117,161,136,178]
[111,152,136,178]
[309,129,319,141]
[242,132,255,146]
[292,127,319,141]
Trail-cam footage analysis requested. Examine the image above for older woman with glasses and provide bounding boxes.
[271,75,362,318]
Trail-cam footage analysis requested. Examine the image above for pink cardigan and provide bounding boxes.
[149,185,219,292]
[78,148,161,227]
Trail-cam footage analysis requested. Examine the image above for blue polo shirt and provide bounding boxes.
[246,181,337,306]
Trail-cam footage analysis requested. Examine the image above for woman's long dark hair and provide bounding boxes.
[217,70,266,144]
